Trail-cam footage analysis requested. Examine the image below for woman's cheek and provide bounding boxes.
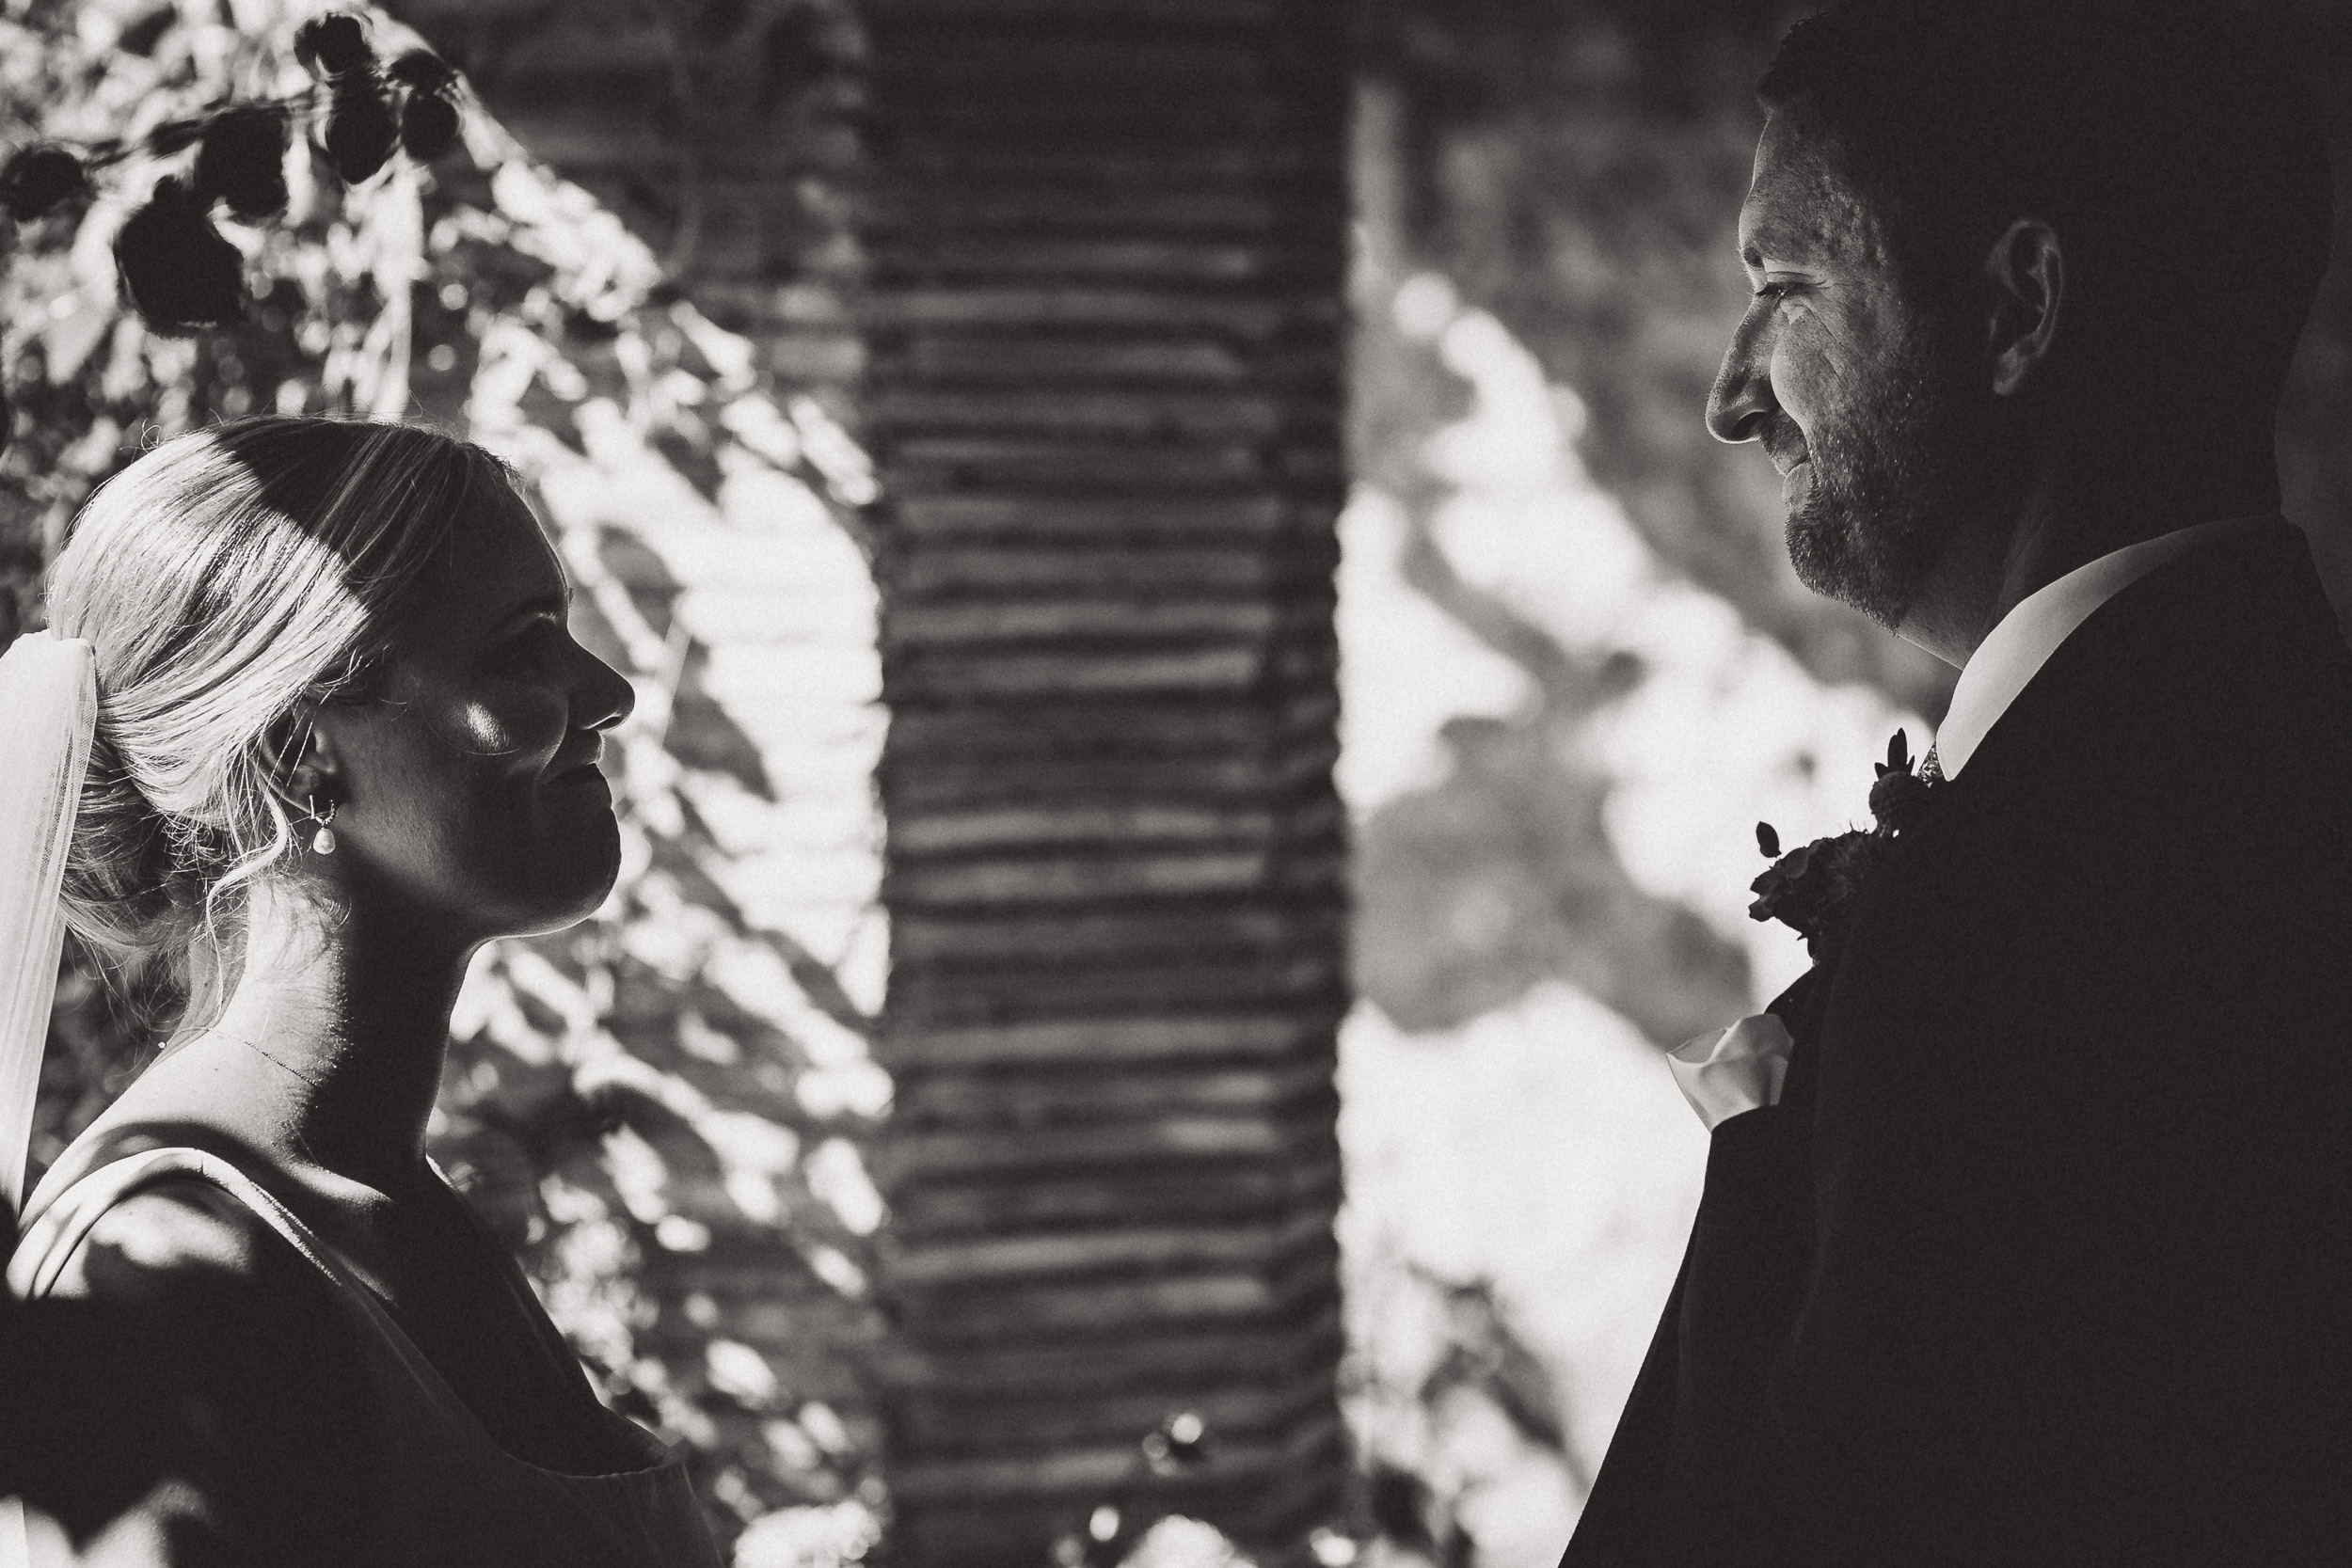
[444,686,567,774]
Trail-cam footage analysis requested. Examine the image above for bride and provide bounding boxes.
[0,417,722,1566]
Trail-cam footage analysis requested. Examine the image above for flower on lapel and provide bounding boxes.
[1867,728,1936,833]
[1750,729,1937,960]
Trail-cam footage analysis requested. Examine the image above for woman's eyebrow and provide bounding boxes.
[494,591,570,628]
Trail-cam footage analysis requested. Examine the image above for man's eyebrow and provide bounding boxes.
[1740,215,1812,269]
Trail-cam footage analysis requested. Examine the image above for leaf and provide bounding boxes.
[385,49,456,94]
[294,12,373,78]
[397,90,462,163]
[321,79,398,185]
[113,176,245,334]
[0,143,88,219]
[1756,820,1780,859]
[193,106,290,222]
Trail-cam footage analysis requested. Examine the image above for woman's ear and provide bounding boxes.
[266,710,342,814]
[1985,217,2065,397]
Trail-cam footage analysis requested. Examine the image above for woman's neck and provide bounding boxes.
[180,878,475,1199]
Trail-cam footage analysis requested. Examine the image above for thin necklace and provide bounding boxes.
[209,1031,326,1093]
[214,1033,334,1172]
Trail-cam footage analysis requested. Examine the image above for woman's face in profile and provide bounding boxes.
[312,482,635,942]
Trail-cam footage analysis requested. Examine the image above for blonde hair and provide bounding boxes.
[46,417,513,990]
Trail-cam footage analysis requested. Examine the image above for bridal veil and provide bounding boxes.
[0,631,97,1216]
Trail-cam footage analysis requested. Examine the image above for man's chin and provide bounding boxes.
[1786,507,1913,630]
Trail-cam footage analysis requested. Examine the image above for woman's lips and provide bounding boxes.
[545,738,605,781]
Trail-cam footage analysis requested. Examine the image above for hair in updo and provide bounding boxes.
[46,416,515,990]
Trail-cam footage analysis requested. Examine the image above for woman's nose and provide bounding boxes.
[577,648,638,733]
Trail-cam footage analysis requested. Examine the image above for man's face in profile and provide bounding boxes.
[1708,109,2001,629]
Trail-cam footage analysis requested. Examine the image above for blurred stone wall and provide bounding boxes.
[859,4,1353,1563]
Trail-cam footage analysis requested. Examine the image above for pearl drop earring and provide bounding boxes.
[308,796,339,855]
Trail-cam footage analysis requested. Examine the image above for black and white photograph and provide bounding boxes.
[0,1,2348,1563]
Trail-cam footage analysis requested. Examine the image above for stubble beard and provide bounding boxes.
[1783,332,1989,632]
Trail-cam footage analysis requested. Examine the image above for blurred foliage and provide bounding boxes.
[6,0,889,1557]
[1343,261,1752,1046]
[1343,1249,1579,1568]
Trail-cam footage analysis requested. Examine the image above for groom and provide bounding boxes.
[1565,2,2352,1562]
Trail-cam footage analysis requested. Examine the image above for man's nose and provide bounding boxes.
[1706,318,1774,444]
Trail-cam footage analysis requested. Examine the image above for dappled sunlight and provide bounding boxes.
[2,3,893,1548]
[1334,488,1534,810]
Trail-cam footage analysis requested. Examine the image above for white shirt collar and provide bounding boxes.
[1933,515,2269,780]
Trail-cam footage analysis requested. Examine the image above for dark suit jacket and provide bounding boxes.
[1565,517,2352,1566]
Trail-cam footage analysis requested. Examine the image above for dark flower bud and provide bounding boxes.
[385,49,456,93]
[0,145,88,220]
[1756,820,1780,859]
[322,79,399,185]
[398,91,462,162]
[192,108,289,223]
[294,12,373,78]
[114,177,245,335]
[1867,768,1934,835]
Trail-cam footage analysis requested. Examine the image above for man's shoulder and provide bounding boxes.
[2103,517,2351,714]
[1967,519,2352,812]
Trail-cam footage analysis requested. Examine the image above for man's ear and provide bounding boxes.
[1984,217,2063,397]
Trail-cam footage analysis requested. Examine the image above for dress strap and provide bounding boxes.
[8,1147,349,1303]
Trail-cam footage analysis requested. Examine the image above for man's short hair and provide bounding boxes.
[1758,0,2332,427]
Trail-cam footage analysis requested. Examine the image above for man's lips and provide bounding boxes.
[1778,456,1813,505]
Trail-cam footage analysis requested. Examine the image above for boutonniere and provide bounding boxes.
[1749,729,1939,961]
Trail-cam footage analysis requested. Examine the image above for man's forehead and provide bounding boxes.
[1740,111,1882,268]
